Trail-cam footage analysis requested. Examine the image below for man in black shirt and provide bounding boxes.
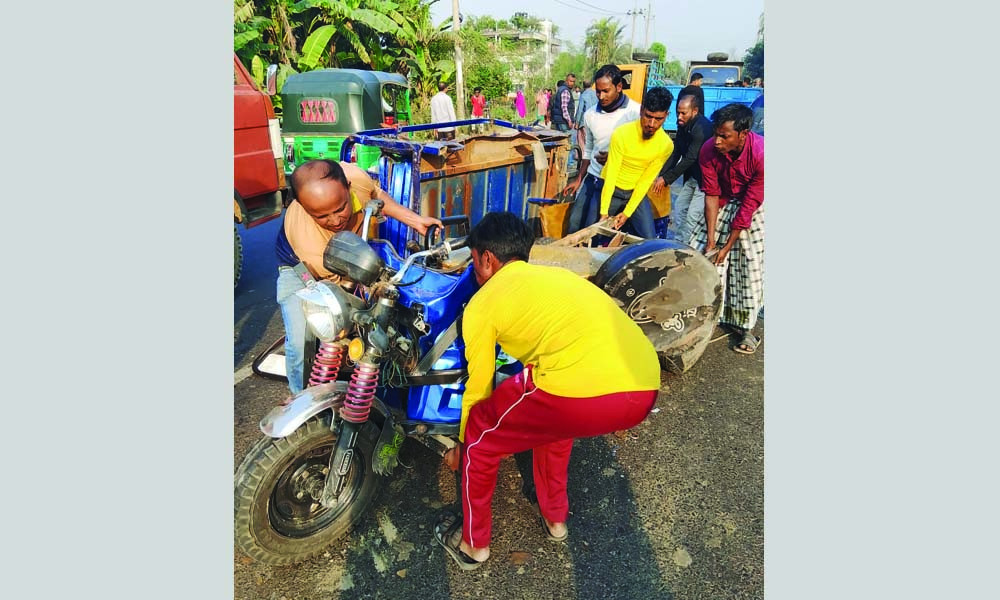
[650,91,715,244]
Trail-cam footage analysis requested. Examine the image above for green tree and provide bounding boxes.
[742,40,763,80]
[584,18,626,69]
[648,41,666,63]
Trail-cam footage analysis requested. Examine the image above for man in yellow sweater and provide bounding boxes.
[599,86,674,238]
[433,211,661,570]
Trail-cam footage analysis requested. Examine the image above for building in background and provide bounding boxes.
[481,15,561,90]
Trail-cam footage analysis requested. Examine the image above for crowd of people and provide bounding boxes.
[268,64,764,573]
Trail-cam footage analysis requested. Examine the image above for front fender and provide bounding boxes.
[259,381,390,438]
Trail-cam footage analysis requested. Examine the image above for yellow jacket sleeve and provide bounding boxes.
[599,128,626,216]
[458,300,497,442]
[624,137,673,217]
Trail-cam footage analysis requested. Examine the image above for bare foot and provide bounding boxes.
[544,518,568,539]
[459,539,490,562]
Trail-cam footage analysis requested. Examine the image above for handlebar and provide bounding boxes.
[424,214,471,251]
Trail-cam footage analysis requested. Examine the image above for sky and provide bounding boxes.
[430,0,764,65]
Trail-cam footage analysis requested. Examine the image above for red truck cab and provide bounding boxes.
[234,54,286,285]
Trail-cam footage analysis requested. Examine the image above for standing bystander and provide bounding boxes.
[562,65,641,233]
[650,91,714,243]
[469,87,486,134]
[430,81,458,141]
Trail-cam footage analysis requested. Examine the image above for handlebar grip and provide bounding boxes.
[448,236,468,251]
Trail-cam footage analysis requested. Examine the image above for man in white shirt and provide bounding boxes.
[430,81,458,141]
[561,64,642,233]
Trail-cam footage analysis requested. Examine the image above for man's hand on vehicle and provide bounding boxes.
[411,214,444,236]
[612,213,628,230]
[650,176,666,195]
[563,178,582,197]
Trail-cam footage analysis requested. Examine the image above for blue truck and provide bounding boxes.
[662,54,762,134]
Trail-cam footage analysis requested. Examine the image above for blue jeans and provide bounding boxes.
[553,122,576,169]
[568,173,603,233]
[276,266,307,394]
[607,187,657,239]
[670,177,706,245]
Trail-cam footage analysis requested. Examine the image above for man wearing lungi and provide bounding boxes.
[692,103,765,354]
[433,212,661,570]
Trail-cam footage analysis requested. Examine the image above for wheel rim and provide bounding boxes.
[267,434,364,538]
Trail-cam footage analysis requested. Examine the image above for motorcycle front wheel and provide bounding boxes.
[234,414,383,565]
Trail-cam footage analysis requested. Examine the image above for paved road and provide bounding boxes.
[233,216,764,600]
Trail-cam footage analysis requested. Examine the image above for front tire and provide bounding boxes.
[234,414,383,565]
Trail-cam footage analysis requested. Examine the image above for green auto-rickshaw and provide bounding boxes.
[279,69,410,174]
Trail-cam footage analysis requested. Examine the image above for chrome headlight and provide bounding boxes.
[295,281,355,342]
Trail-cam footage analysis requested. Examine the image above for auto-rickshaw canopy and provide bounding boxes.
[280,69,410,134]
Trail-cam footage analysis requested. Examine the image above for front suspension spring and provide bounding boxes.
[308,341,345,387]
[341,362,379,423]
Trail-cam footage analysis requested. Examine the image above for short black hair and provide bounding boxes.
[593,64,623,87]
[290,159,349,198]
[438,81,448,91]
[711,103,753,132]
[642,86,673,113]
[565,72,576,79]
[690,73,703,83]
[473,87,482,93]
[467,212,534,263]
[677,85,704,113]
[556,80,565,88]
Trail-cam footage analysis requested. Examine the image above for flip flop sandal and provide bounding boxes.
[540,515,568,542]
[434,511,485,571]
[734,331,761,355]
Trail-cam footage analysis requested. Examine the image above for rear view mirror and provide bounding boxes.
[265,64,278,95]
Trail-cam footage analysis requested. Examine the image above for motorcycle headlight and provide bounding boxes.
[295,281,354,342]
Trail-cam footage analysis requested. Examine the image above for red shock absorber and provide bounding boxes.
[341,362,379,423]
[308,341,346,387]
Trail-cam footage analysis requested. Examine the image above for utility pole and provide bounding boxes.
[627,2,644,56]
[644,1,651,50]
[451,0,466,119]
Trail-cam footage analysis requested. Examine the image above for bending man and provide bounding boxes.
[692,103,764,355]
[434,211,660,570]
[275,159,441,395]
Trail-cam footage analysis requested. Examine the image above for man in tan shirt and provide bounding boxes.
[275,159,441,393]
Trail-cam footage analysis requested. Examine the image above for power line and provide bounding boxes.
[565,0,627,14]
[551,0,616,16]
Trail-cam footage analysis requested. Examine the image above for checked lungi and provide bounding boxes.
[689,199,764,331]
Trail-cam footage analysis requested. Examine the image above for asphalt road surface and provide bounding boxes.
[233,217,764,600]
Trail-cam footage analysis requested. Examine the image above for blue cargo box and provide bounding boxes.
[663,85,763,132]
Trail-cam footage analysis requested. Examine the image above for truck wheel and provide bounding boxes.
[593,239,723,374]
[235,225,243,288]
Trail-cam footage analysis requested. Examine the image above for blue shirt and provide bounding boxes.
[574,88,598,127]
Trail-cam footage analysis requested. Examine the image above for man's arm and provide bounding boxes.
[599,128,625,217]
[378,188,443,235]
[659,125,705,186]
[731,150,764,231]
[623,138,673,217]
[458,302,497,442]
[563,114,592,195]
[698,140,723,255]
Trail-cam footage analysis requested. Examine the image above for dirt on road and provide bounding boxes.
[233,323,764,600]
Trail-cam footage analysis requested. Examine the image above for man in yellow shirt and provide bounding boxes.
[433,212,660,570]
[275,159,441,394]
[599,87,674,238]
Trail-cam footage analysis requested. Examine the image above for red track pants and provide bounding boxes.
[460,366,657,549]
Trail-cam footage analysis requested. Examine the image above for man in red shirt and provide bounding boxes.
[692,103,764,354]
[470,87,486,134]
